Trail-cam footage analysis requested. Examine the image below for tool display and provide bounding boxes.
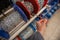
[0,4,28,39]
[0,0,59,40]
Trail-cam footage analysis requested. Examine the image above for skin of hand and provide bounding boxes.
[36,19,48,35]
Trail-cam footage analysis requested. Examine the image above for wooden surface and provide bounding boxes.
[43,9,60,40]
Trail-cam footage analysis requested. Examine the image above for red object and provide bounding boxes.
[16,36,22,40]
[24,0,40,14]
[43,0,48,7]
[16,1,31,19]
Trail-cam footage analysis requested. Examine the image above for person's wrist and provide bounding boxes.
[37,25,46,35]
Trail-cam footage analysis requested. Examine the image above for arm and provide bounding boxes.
[36,19,47,35]
[27,19,47,40]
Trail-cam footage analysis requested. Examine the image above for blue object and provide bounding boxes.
[0,29,10,39]
[50,5,59,14]
[40,3,59,19]
[19,23,36,40]
[40,9,48,18]
[29,23,36,32]
[50,9,56,14]
[35,17,40,21]
[49,4,59,14]
[48,0,59,6]
[13,4,28,22]
[45,12,51,19]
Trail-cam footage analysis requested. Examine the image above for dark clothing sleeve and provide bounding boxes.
[27,32,44,40]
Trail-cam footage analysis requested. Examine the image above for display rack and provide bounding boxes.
[0,8,13,18]
[0,0,60,40]
[9,5,47,40]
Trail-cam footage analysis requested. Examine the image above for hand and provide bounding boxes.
[36,19,48,35]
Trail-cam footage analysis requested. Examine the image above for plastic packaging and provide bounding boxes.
[16,1,31,19]
[0,4,28,39]
[15,0,40,16]
[41,4,59,19]
[11,0,48,19]
[19,24,36,40]
[24,0,40,14]
[48,0,59,6]
[38,0,48,8]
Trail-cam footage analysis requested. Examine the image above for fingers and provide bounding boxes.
[36,19,48,27]
[43,19,48,24]
[39,19,48,24]
[36,19,48,29]
[39,19,44,23]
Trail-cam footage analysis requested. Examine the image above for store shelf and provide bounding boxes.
[9,5,47,40]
